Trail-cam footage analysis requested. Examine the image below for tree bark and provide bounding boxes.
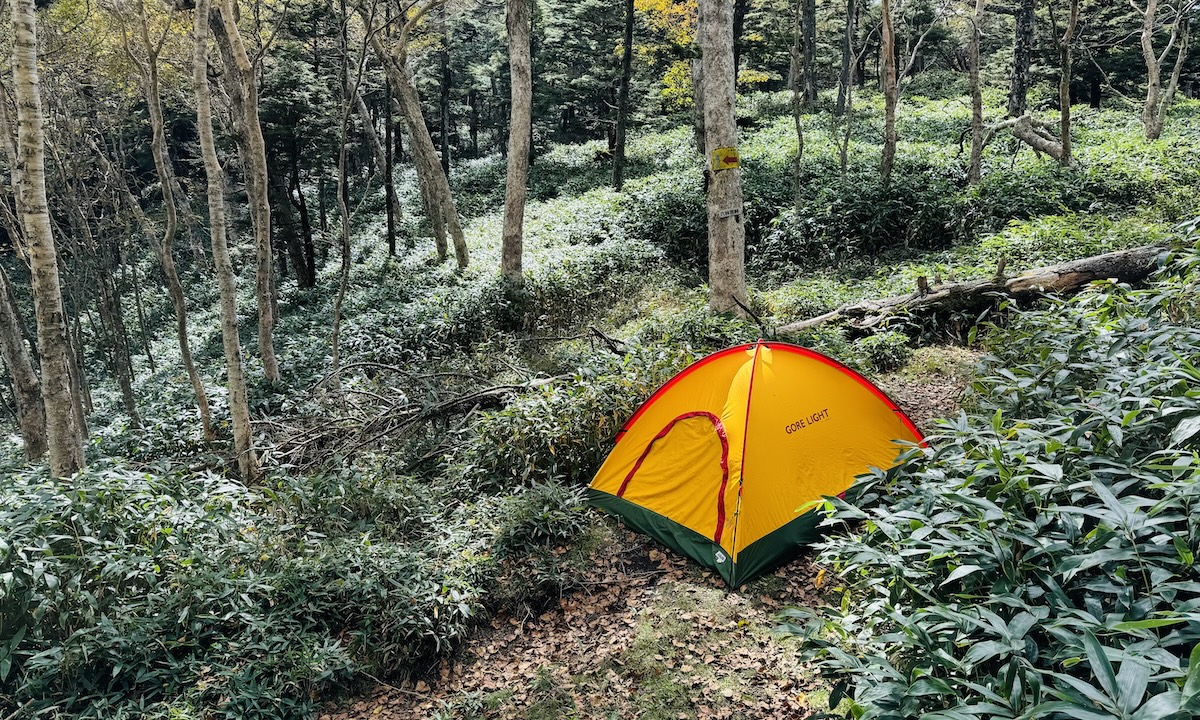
[1138,0,1195,140]
[120,9,215,440]
[699,0,748,316]
[501,0,532,283]
[800,0,817,108]
[880,0,898,182]
[613,0,634,191]
[690,58,706,155]
[835,0,854,115]
[361,6,468,268]
[211,0,279,383]
[9,0,85,477]
[968,0,986,184]
[1058,0,1080,165]
[0,266,45,459]
[779,245,1165,335]
[1007,0,1035,117]
[194,0,258,480]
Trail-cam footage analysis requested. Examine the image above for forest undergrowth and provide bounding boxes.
[4,94,1200,719]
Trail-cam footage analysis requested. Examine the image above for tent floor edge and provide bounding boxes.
[730,510,825,586]
[587,489,736,586]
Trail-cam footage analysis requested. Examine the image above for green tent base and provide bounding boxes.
[587,489,823,587]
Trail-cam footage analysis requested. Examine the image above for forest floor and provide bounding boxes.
[322,347,976,720]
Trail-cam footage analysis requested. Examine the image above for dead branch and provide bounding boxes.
[778,244,1166,336]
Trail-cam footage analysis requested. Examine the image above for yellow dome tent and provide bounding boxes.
[588,341,922,587]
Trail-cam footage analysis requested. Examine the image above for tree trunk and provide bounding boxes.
[363,17,468,268]
[835,0,854,115]
[212,0,279,383]
[0,266,45,459]
[880,0,898,182]
[439,5,452,176]
[289,156,317,285]
[699,0,748,316]
[384,79,400,253]
[1058,0,1080,165]
[1139,0,1194,140]
[801,0,817,108]
[9,0,84,477]
[194,0,258,480]
[354,89,406,236]
[733,0,747,82]
[502,0,532,283]
[968,0,985,184]
[612,0,634,191]
[1007,0,1035,117]
[790,0,805,205]
[124,11,215,440]
[96,274,141,429]
[690,58,706,155]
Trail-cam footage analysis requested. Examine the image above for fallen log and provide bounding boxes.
[777,244,1167,336]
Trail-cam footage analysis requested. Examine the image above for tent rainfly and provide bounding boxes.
[587,341,922,587]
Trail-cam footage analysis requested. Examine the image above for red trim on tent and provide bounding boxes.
[617,345,751,438]
[616,411,731,543]
[615,342,924,446]
[762,342,927,446]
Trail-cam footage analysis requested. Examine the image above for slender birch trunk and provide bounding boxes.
[501,0,531,283]
[212,0,279,382]
[193,0,258,480]
[9,0,84,477]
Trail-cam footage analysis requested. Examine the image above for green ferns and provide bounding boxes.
[784,240,1200,719]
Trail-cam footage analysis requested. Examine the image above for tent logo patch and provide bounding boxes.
[714,551,728,564]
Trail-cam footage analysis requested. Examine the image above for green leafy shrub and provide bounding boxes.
[852,331,912,373]
[0,465,477,719]
[782,238,1200,719]
[451,345,696,491]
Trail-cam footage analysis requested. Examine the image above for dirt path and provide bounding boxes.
[324,348,973,720]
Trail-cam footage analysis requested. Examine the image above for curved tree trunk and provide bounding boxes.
[194,0,258,480]
[9,0,84,477]
[0,266,45,459]
[360,5,468,269]
[699,0,748,316]
[212,0,279,382]
[501,0,532,283]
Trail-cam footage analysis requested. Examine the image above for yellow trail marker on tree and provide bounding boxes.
[588,341,922,587]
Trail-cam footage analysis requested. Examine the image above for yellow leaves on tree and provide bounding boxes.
[634,0,698,110]
[635,0,697,48]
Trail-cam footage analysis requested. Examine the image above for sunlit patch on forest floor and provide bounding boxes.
[322,348,974,720]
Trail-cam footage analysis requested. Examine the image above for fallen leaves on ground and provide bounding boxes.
[323,532,826,720]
